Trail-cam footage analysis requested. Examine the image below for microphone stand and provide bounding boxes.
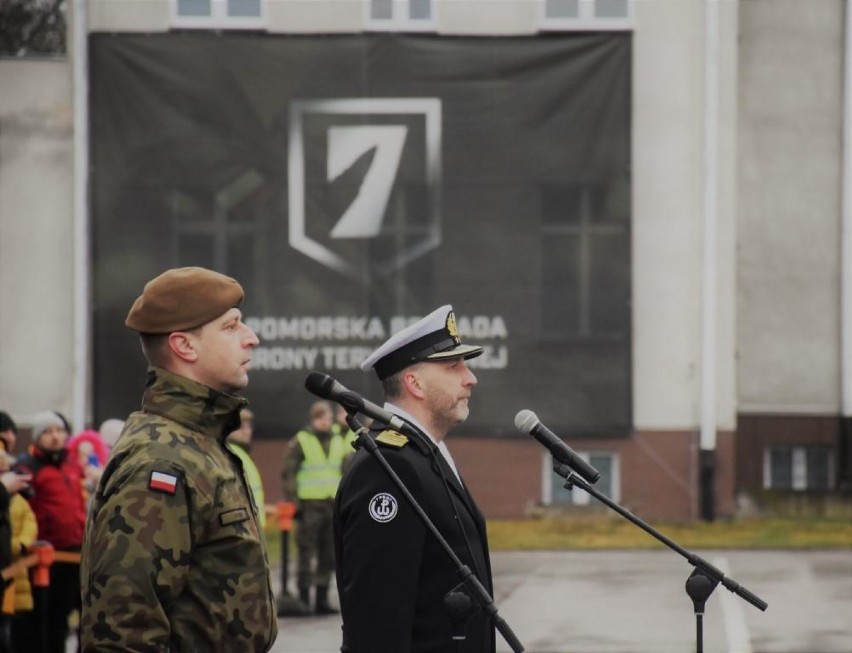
[343,408,525,653]
[552,462,768,653]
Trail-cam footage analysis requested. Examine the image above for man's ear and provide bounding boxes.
[168,332,199,363]
[401,369,425,400]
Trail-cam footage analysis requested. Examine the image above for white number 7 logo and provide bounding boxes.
[288,98,442,282]
[327,125,407,239]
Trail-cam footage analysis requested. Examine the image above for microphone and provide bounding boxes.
[305,371,418,438]
[514,409,600,484]
[443,586,475,642]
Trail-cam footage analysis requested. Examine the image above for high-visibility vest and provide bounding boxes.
[332,422,358,449]
[227,443,266,529]
[295,431,347,500]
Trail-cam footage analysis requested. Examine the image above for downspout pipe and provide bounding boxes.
[840,0,852,491]
[71,0,91,432]
[699,0,720,520]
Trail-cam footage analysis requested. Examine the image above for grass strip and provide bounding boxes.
[486,516,852,550]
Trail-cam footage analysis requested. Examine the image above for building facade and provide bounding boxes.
[0,0,848,521]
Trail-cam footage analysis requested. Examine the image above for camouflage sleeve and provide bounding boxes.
[81,459,191,651]
[280,437,303,502]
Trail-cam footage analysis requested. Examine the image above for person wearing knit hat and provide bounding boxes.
[80,267,277,652]
[333,305,496,653]
[12,410,86,653]
[97,418,125,451]
[28,412,66,455]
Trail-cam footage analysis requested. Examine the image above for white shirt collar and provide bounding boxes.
[384,401,463,484]
[384,402,438,445]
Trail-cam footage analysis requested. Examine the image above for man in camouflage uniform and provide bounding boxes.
[80,267,277,653]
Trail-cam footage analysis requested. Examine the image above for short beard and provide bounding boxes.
[424,387,468,436]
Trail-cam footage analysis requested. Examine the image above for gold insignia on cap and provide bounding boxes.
[446,311,460,345]
[375,430,409,448]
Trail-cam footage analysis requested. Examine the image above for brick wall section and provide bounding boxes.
[251,429,737,523]
[445,438,543,519]
[614,430,734,522]
[736,414,839,491]
[617,430,696,521]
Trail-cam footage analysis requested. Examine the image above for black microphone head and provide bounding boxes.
[514,409,539,434]
[443,590,473,619]
[305,371,334,399]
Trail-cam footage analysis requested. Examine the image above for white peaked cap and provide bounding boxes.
[360,305,484,380]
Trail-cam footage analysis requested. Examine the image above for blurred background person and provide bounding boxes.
[0,445,35,653]
[96,418,125,456]
[332,404,358,450]
[281,400,346,615]
[67,428,109,508]
[0,413,33,653]
[13,411,85,653]
[227,407,267,530]
[0,414,17,457]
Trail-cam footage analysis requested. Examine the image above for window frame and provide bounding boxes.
[169,169,268,295]
[762,445,835,491]
[542,450,621,506]
[364,0,438,32]
[171,0,266,30]
[539,0,634,32]
[539,182,631,340]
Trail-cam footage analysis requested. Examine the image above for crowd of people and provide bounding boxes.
[0,409,124,653]
[1,266,495,653]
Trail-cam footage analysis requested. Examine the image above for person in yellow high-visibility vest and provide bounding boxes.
[227,408,266,530]
[281,401,347,615]
[332,404,359,472]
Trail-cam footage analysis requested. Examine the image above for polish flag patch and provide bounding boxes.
[149,471,179,495]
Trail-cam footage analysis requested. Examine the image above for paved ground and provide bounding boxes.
[269,549,852,653]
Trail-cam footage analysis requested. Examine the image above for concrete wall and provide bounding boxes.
[0,59,75,427]
[737,0,844,414]
[632,0,739,435]
[89,0,170,31]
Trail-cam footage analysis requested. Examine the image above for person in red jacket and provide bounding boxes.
[13,411,86,653]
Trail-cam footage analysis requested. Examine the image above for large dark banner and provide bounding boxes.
[91,33,631,439]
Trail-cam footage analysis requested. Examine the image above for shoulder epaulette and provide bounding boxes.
[375,430,409,448]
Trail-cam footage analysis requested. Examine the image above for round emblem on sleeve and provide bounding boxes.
[369,493,398,523]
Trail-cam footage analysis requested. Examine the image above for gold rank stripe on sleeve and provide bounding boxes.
[375,431,409,448]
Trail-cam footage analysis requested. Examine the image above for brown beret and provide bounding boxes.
[125,267,244,334]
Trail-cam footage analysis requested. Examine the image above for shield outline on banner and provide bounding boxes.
[288,98,442,283]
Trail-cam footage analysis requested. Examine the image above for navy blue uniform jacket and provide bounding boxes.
[333,421,496,653]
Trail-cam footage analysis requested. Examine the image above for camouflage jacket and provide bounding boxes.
[80,367,277,652]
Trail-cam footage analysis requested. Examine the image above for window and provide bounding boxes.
[170,170,270,300]
[365,0,436,32]
[540,183,630,338]
[172,0,264,30]
[540,0,633,31]
[764,446,834,491]
[543,451,620,506]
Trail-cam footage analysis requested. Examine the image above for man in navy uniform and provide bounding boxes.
[333,305,495,653]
